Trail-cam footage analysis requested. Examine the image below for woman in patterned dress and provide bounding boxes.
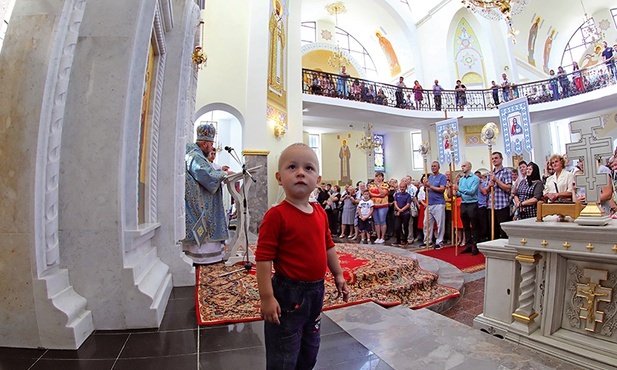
[514,162,544,220]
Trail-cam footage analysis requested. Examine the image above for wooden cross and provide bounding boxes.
[576,268,612,332]
[566,120,613,204]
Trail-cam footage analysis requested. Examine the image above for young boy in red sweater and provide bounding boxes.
[256,143,349,369]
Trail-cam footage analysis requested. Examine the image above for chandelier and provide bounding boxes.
[356,124,382,155]
[461,0,529,43]
[579,0,603,45]
[326,2,349,69]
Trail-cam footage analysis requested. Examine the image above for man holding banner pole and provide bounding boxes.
[423,161,446,249]
[419,143,430,246]
[488,152,512,239]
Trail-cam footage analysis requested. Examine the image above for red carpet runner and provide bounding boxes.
[196,243,460,326]
[417,245,485,273]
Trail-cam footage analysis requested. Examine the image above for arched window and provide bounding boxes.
[374,134,385,172]
[559,12,615,70]
[301,21,378,79]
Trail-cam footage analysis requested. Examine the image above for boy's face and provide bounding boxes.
[276,146,321,199]
[363,192,370,200]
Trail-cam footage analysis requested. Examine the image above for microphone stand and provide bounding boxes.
[224,147,256,274]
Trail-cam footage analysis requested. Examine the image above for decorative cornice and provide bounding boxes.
[243,150,270,156]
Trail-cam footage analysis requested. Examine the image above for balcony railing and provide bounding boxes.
[302,64,616,112]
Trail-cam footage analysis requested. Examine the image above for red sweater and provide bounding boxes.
[256,201,335,281]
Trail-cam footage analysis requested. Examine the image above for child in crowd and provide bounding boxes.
[357,189,374,243]
[255,143,349,370]
[339,185,358,239]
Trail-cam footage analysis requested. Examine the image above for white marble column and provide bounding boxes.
[154,0,200,287]
[0,0,94,349]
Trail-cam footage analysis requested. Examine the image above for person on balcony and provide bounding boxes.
[549,69,560,100]
[350,79,361,100]
[540,84,551,102]
[572,61,584,93]
[557,66,570,98]
[501,73,511,102]
[395,76,406,108]
[491,80,499,107]
[321,74,335,97]
[310,73,322,95]
[602,41,616,82]
[337,65,350,98]
[375,88,387,105]
[412,80,423,110]
[454,80,467,111]
[433,79,444,111]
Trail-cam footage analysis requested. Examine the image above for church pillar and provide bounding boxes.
[154,0,201,286]
[0,0,94,349]
[510,253,542,335]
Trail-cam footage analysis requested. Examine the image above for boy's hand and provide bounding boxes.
[260,297,281,325]
[334,275,349,302]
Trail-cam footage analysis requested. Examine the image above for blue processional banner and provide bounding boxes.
[436,118,460,165]
[498,97,533,155]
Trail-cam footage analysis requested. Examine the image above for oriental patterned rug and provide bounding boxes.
[196,243,460,326]
[417,245,486,273]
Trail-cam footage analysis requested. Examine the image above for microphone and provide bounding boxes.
[224,146,233,152]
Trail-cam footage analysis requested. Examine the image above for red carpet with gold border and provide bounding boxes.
[417,245,485,273]
[196,243,460,326]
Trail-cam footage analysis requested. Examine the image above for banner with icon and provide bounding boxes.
[498,97,533,155]
[436,118,460,165]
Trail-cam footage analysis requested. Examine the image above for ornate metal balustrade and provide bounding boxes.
[302,64,616,112]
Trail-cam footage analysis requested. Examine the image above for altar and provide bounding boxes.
[475,218,617,369]
[474,116,617,368]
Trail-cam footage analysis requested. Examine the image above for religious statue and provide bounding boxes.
[339,139,351,183]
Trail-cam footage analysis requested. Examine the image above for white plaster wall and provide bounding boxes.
[197,0,305,207]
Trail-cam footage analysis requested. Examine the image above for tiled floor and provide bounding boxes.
[441,278,485,327]
[0,285,397,370]
[0,237,484,370]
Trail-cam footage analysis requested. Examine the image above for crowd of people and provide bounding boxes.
[254,145,617,367]
[309,151,617,254]
[305,41,617,111]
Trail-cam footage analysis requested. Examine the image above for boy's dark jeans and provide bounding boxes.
[265,273,325,370]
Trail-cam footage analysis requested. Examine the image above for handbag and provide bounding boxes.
[409,200,419,217]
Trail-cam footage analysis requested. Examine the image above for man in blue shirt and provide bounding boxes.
[453,161,480,255]
[476,171,489,242]
[602,41,616,82]
[422,161,446,249]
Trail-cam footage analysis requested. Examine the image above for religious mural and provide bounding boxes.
[542,28,556,74]
[375,31,401,77]
[454,18,485,87]
[527,16,541,67]
[268,0,288,129]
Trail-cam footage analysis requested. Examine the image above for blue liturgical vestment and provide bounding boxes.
[183,143,228,246]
